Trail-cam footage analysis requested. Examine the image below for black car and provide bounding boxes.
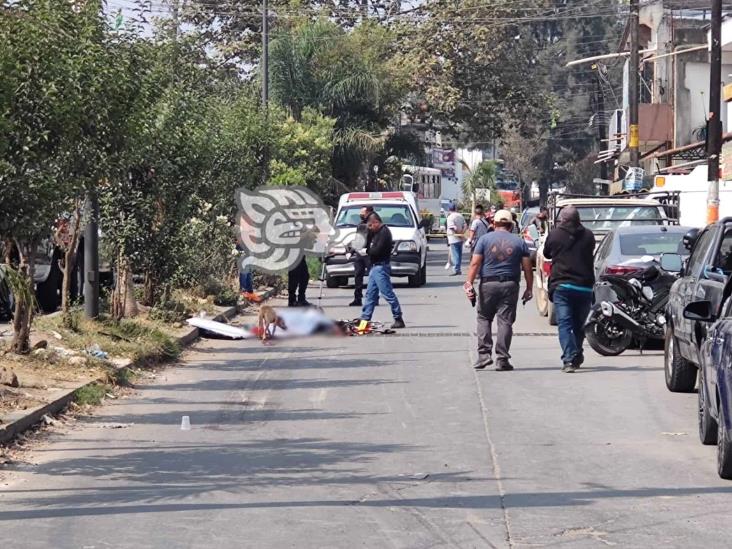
[664,218,732,392]
[682,276,732,478]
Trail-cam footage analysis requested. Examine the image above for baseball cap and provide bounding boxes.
[494,209,513,224]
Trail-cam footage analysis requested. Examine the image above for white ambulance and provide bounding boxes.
[325,191,429,288]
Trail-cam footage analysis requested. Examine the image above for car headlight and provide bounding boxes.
[397,240,418,252]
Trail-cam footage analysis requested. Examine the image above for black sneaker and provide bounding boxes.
[495,362,514,371]
[562,363,578,373]
[391,318,405,329]
[296,300,312,307]
[474,358,494,370]
[572,353,585,369]
[349,299,362,307]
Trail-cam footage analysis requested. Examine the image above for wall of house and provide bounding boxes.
[675,57,732,146]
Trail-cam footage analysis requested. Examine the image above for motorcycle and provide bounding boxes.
[584,258,679,356]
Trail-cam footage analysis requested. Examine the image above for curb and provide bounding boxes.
[0,290,277,444]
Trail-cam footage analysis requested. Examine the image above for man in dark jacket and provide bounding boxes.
[360,213,405,328]
[542,205,595,372]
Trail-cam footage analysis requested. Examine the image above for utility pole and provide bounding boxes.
[707,0,723,224]
[262,0,269,106]
[628,0,640,168]
[594,67,608,181]
[83,192,99,319]
[261,0,269,184]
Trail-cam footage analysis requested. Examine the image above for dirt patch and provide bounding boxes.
[0,349,107,417]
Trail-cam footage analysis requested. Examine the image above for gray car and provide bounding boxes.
[593,225,691,279]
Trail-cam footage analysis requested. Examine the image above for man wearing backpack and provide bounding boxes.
[468,204,492,253]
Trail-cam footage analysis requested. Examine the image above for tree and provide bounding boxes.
[398,0,548,143]
[463,161,497,209]
[0,0,113,350]
[270,19,407,188]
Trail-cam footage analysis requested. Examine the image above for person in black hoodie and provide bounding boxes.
[349,206,374,307]
[359,213,405,329]
[542,205,595,372]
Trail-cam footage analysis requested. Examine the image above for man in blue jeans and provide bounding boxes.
[542,206,595,373]
[360,213,405,329]
[446,203,466,276]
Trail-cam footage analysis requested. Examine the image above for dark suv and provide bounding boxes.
[664,218,732,392]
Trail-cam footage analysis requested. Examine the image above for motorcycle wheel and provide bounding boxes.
[584,319,633,356]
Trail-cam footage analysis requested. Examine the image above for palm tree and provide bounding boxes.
[462,160,497,209]
[269,20,398,188]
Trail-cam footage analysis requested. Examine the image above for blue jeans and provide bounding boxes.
[239,270,253,293]
[450,242,463,274]
[361,263,402,321]
[553,286,593,364]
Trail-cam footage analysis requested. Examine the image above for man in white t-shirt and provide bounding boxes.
[446,203,466,276]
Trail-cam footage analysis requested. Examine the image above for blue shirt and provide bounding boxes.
[473,231,529,279]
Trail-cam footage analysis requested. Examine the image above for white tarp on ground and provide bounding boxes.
[186,308,335,340]
[186,317,255,339]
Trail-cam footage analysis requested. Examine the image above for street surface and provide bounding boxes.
[2,248,732,548]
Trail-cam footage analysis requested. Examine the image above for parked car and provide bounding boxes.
[663,218,732,392]
[519,206,539,230]
[682,276,732,478]
[593,225,690,279]
[535,196,673,325]
[325,191,429,288]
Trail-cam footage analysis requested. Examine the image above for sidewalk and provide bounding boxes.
[0,291,277,444]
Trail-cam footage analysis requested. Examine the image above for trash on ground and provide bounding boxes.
[180,415,191,430]
[85,344,108,360]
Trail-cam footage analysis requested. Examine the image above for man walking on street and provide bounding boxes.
[465,209,533,371]
[542,205,595,372]
[360,213,405,329]
[467,204,492,253]
[447,203,466,276]
[350,206,374,307]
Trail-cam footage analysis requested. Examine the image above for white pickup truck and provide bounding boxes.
[324,191,430,288]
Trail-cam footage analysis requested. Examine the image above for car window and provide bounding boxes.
[687,228,715,277]
[335,205,415,228]
[619,231,688,257]
[571,205,664,231]
[714,228,732,274]
[595,233,612,261]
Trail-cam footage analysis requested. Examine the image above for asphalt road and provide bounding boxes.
[2,247,732,548]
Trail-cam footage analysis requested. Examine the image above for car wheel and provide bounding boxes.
[35,264,61,314]
[718,404,732,479]
[664,324,697,393]
[326,276,342,289]
[699,367,718,445]
[418,262,427,286]
[408,271,420,287]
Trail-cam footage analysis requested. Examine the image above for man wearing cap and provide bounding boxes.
[464,209,533,371]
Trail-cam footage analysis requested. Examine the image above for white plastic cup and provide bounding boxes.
[180,416,191,430]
